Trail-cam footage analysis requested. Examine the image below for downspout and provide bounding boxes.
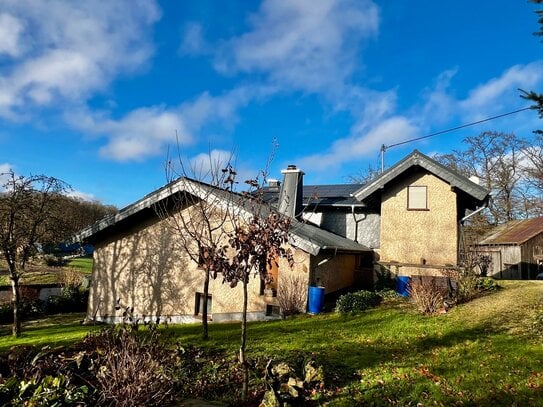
[351,205,366,243]
[458,201,489,264]
[460,204,487,225]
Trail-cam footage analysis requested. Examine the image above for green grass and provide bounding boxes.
[0,313,100,352]
[0,257,93,287]
[66,256,93,274]
[1,281,542,405]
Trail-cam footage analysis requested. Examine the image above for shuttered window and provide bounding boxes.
[407,186,428,210]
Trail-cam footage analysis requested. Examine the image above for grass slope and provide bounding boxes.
[0,257,93,286]
[1,281,542,405]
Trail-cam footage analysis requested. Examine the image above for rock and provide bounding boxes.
[304,361,324,384]
[272,362,293,378]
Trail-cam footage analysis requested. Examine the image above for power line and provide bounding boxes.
[385,106,533,150]
[380,106,534,172]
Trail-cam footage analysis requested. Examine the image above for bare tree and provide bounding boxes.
[521,134,543,215]
[156,152,235,340]
[434,131,527,224]
[0,170,69,336]
[348,163,381,184]
[221,186,293,401]
[158,147,294,401]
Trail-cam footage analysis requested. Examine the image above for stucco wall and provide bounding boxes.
[380,172,458,267]
[310,253,356,294]
[309,210,380,248]
[88,209,312,323]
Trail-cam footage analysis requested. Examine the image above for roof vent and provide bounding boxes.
[268,178,280,192]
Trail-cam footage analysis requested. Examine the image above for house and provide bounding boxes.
[474,217,543,279]
[76,150,489,323]
[76,170,371,323]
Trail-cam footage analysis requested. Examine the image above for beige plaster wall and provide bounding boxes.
[310,253,356,294]
[88,209,312,322]
[380,172,458,267]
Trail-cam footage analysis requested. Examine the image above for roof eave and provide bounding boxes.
[353,150,489,202]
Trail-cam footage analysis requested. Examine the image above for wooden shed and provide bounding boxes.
[475,217,543,279]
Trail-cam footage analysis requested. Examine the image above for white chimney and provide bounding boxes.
[469,175,480,185]
[278,165,304,219]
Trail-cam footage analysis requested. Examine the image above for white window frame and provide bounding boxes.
[407,185,428,210]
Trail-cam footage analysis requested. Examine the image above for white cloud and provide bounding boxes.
[180,22,210,56]
[0,13,25,57]
[68,86,264,161]
[459,62,543,119]
[298,116,418,171]
[215,0,379,95]
[0,0,160,118]
[66,189,96,202]
[188,149,235,177]
[417,68,458,127]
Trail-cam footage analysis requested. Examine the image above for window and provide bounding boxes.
[194,292,212,316]
[407,186,428,210]
[266,305,281,316]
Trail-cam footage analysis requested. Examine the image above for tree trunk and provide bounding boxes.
[240,279,249,402]
[202,268,210,340]
[11,276,21,337]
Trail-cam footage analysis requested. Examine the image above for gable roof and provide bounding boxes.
[352,150,489,204]
[74,177,370,256]
[478,216,543,245]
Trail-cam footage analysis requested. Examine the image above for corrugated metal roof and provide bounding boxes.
[478,216,543,245]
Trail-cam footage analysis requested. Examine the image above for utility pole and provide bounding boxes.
[380,144,386,174]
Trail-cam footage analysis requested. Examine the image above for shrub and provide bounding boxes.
[375,266,395,291]
[376,288,400,300]
[0,302,13,324]
[335,290,381,314]
[42,254,68,267]
[0,299,45,324]
[59,268,84,289]
[277,275,307,317]
[475,277,499,292]
[88,324,178,407]
[46,288,88,314]
[12,375,91,406]
[408,277,444,315]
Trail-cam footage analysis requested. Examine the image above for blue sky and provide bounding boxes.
[1,0,542,207]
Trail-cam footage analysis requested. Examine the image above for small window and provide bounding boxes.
[195,292,212,316]
[407,186,428,210]
[266,305,281,316]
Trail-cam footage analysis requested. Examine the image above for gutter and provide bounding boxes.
[460,202,488,225]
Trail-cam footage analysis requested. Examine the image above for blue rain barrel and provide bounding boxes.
[396,276,411,297]
[308,286,325,314]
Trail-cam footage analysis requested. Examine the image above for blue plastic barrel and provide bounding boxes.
[307,286,325,314]
[396,276,411,297]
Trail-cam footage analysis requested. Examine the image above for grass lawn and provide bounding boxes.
[66,256,93,274]
[0,313,99,352]
[0,256,93,286]
[1,281,542,405]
